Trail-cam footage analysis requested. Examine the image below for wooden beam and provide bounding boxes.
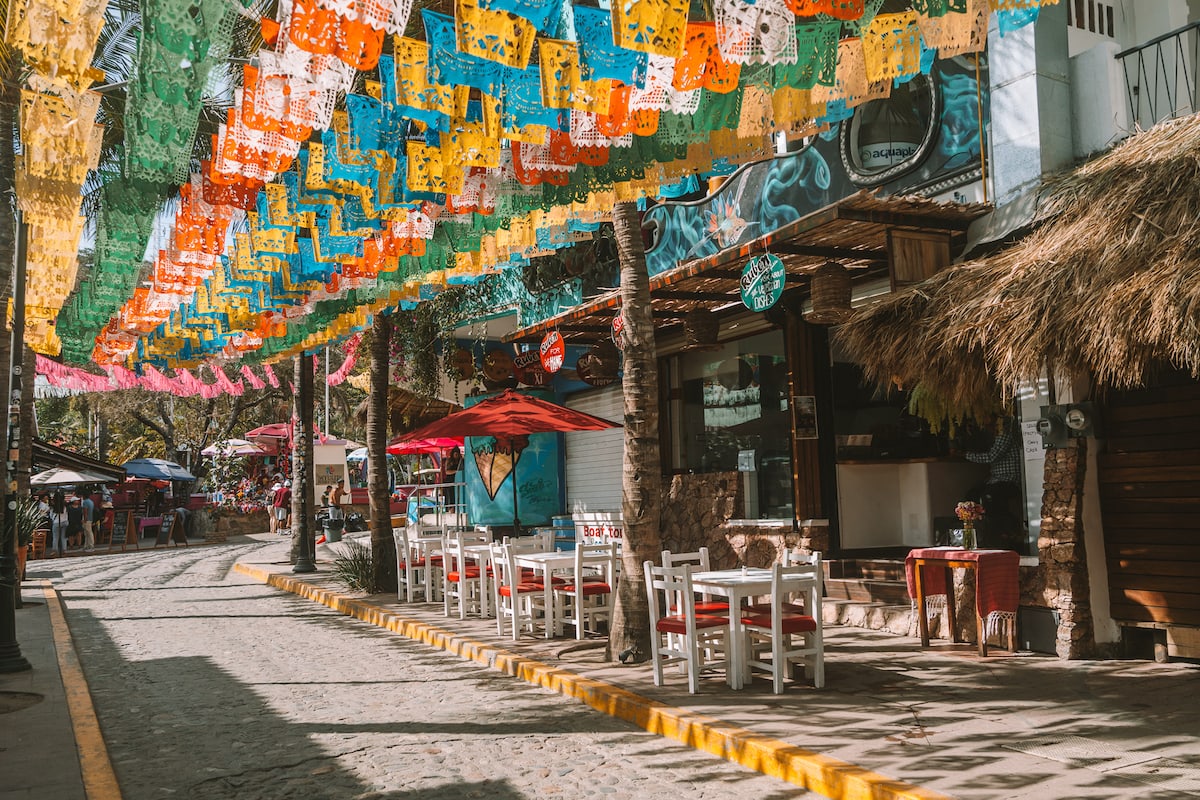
[654,290,733,301]
[836,207,974,231]
[770,243,889,262]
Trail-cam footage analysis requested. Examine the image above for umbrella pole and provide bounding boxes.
[511,459,520,535]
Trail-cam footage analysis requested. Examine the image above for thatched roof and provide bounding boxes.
[837,113,1200,416]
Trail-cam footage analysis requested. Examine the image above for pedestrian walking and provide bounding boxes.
[81,487,96,552]
[49,489,68,557]
[272,481,292,535]
[66,496,84,549]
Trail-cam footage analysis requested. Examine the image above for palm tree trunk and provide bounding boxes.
[368,314,396,592]
[608,201,663,663]
[290,354,315,564]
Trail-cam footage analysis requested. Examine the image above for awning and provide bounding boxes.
[31,439,126,483]
[505,190,989,345]
[837,113,1200,414]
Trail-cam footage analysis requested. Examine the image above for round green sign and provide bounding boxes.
[740,253,786,312]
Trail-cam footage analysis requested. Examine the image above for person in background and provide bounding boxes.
[268,482,282,535]
[49,490,68,557]
[36,493,51,531]
[273,480,292,535]
[66,496,84,549]
[330,479,346,509]
[80,486,96,553]
[442,447,463,511]
[963,414,1023,549]
[321,485,333,508]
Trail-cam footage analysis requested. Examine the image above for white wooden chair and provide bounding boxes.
[393,524,441,604]
[644,561,729,694]
[745,549,820,615]
[742,560,825,693]
[662,548,730,614]
[554,542,617,640]
[490,541,549,641]
[442,528,490,619]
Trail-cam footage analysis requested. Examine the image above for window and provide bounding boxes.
[665,330,793,519]
[841,74,938,185]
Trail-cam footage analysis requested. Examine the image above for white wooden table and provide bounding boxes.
[691,568,821,690]
[512,550,578,638]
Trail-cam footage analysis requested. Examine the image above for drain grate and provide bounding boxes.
[1002,735,1161,772]
[1111,758,1200,794]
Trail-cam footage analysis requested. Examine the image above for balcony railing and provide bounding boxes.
[1117,21,1200,129]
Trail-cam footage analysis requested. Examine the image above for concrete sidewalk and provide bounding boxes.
[232,544,1200,800]
[7,539,1200,800]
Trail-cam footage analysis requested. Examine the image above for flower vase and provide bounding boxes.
[962,523,976,550]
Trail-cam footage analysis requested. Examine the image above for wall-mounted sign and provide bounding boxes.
[539,331,565,373]
[577,343,619,387]
[482,349,514,388]
[513,350,550,386]
[740,253,786,312]
[611,311,625,350]
[792,395,818,439]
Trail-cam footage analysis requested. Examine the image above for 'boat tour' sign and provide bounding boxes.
[739,253,785,312]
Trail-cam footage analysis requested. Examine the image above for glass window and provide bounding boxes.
[666,330,793,519]
[841,75,937,185]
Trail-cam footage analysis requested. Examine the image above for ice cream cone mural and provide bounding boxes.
[472,435,528,501]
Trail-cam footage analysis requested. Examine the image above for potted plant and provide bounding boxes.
[13,496,42,589]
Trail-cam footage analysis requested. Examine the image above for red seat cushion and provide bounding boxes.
[744,601,805,615]
[527,576,567,588]
[655,614,728,634]
[671,601,730,614]
[740,613,817,634]
[446,568,481,582]
[556,582,612,595]
[499,582,543,596]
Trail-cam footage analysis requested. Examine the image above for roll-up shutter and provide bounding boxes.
[565,385,624,513]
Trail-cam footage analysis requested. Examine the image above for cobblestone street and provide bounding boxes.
[40,542,805,799]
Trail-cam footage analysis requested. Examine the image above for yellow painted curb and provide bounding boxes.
[42,581,123,800]
[234,563,953,800]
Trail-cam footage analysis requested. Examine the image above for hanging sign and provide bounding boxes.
[611,311,626,350]
[539,331,565,373]
[740,253,786,312]
[482,349,515,388]
[513,350,550,386]
[577,343,619,388]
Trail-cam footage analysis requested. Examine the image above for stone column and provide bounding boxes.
[1037,439,1095,658]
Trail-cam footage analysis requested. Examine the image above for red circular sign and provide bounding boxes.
[611,312,625,350]
[540,331,565,373]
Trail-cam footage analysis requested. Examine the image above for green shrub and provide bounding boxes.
[330,538,375,593]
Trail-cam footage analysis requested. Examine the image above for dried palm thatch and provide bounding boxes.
[838,113,1200,417]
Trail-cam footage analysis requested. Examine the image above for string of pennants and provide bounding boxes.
[7,0,1058,379]
[36,334,360,396]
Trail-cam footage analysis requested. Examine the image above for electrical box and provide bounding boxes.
[1038,402,1100,448]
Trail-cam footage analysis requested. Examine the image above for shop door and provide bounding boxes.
[564,385,624,513]
[1098,372,1200,628]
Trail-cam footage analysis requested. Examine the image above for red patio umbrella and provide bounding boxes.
[386,436,464,455]
[394,389,621,530]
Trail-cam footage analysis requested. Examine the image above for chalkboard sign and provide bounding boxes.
[155,512,175,547]
[108,510,138,553]
[154,511,189,548]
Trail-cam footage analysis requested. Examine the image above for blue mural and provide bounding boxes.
[644,55,989,277]
[463,389,561,527]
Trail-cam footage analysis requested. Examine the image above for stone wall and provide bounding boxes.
[658,471,828,568]
[1024,439,1096,659]
[209,509,270,541]
[659,472,740,565]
